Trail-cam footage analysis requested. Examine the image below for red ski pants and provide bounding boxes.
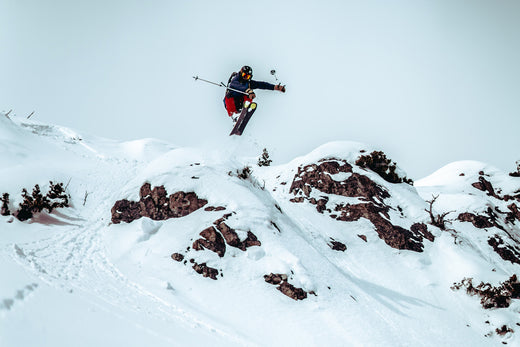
[224,96,252,117]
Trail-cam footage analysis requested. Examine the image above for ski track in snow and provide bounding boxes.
[0,125,249,345]
[4,207,250,345]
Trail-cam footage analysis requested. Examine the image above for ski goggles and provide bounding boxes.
[241,72,252,80]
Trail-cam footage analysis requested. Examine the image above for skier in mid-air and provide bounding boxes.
[224,65,286,120]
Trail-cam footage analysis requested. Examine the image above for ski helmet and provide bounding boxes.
[240,66,253,81]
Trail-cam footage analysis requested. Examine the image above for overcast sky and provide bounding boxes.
[1,0,519,179]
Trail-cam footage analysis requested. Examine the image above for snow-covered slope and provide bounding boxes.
[1,114,520,346]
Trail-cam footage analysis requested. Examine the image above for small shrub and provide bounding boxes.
[17,189,34,221]
[1,193,10,216]
[257,148,272,167]
[356,151,413,185]
[31,184,49,213]
[451,275,520,309]
[509,160,520,177]
[425,195,453,230]
[237,166,252,180]
[47,181,69,211]
[14,182,70,221]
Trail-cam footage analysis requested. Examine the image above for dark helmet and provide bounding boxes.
[240,65,253,81]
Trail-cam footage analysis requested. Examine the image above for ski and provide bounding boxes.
[229,102,257,136]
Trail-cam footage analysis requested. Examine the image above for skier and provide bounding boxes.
[223,65,286,119]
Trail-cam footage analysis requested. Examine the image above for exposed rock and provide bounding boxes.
[264,273,307,300]
[169,191,207,217]
[264,273,288,285]
[192,262,219,280]
[334,203,426,252]
[278,281,308,301]
[496,325,514,336]
[195,214,262,251]
[171,253,184,262]
[204,206,226,212]
[111,183,208,224]
[506,203,520,223]
[358,234,368,242]
[111,200,141,224]
[329,239,347,252]
[290,159,390,203]
[289,159,433,252]
[410,223,435,242]
[192,226,226,257]
[488,235,520,264]
[472,176,500,199]
[458,212,494,229]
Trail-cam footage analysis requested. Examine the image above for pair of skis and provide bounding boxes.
[192,76,258,136]
[229,101,257,136]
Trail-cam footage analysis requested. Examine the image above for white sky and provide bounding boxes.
[1,0,519,179]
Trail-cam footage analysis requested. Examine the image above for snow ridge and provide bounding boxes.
[1,116,520,346]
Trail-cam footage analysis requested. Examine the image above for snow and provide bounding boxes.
[2,114,520,346]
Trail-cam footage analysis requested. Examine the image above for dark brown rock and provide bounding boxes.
[507,203,520,223]
[264,273,287,285]
[472,176,500,199]
[334,203,426,252]
[214,221,261,250]
[111,183,208,224]
[264,273,307,300]
[411,223,435,242]
[329,240,347,252]
[290,160,389,203]
[458,212,493,229]
[488,235,520,264]
[171,253,184,262]
[278,281,308,300]
[289,159,432,253]
[358,234,368,242]
[192,226,226,257]
[192,262,219,280]
[111,200,141,224]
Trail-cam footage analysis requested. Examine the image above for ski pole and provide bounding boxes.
[192,76,250,96]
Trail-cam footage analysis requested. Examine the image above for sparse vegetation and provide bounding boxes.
[257,148,272,167]
[425,195,454,230]
[451,275,520,309]
[2,182,70,221]
[355,151,413,185]
[237,166,252,180]
[1,193,10,216]
[509,160,520,177]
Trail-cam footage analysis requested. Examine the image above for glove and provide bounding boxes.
[275,84,286,93]
[245,88,256,99]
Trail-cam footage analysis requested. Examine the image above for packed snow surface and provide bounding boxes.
[1,114,520,346]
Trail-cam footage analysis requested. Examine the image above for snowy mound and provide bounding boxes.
[2,117,520,346]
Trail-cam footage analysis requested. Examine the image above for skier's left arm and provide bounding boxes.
[250,80,286,93]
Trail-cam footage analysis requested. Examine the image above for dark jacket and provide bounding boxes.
[224,73,275,109]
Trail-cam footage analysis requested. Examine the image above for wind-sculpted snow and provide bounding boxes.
[4,118,520,346]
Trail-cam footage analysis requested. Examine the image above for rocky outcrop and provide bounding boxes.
[192,226,226,257]
[264,273,308,300]
[472,176,500,199]
[290,159,389,204]
[458,212,494,229]
[329,239,347,252]
[488,235,520,264]
[289,159,433,252]
[214,216,261,251]
[174,213,262,280]
[192,262,219,280]
[111,183,208,224]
